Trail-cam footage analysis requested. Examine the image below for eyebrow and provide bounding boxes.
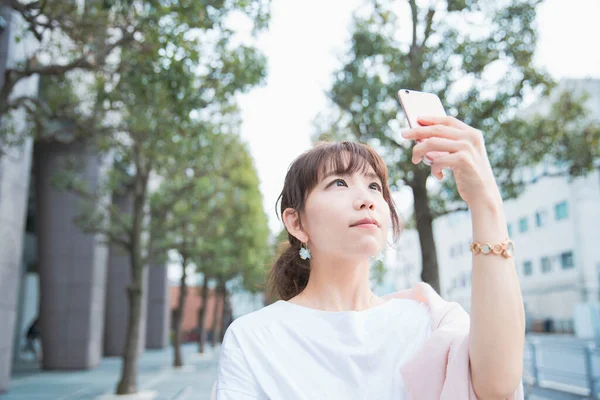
[321,171,382,183]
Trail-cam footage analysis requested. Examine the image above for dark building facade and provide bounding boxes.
[0,10,170,393]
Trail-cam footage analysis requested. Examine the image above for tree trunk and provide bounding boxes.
[172,255,188,368]
[116,258,144,394]
[411,167,441,294]
[220,291,232,343]
[197,275,210,353]
[115,166,149,395]
[211,280,225,348]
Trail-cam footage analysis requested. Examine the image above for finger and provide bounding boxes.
[429,151,470,177]
[412,137,469,164]
[421,151,446,167]
[418,116,485,148]
[402,124,463,141]
[417,115,470,129]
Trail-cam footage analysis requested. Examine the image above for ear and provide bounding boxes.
[282,208,308,243]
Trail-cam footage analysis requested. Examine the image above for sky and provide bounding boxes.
[234,0,600,236]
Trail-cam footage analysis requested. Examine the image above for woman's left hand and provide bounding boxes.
[401,115,502,209]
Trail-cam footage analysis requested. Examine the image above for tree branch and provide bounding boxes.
[422,7,436,48]
[76,215,132,250]
[1,29,136,116]
[408,0,418,51]
[7,0,56,41]
[12,30,134,78]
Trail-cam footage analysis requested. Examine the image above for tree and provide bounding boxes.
[49,0,270,393]
[0,1,136,149]
[0,0,270,142]
[149,130,254,367]
[315,0,599,293]
[177,138,269,353]
[211,142,270,344]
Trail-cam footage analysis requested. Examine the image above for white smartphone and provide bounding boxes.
[397,89,447,166]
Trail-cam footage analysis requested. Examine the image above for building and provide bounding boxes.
[168,283,224,342]
[0,9,171,393]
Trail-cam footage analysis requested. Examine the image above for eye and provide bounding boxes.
[333,179,348,187]
[370,182,383,192]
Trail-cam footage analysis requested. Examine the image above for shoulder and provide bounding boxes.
[224,301,286,340]
[383,282,469,330]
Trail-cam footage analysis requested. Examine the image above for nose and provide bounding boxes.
[353,190,376,211]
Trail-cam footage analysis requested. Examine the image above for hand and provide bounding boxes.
[401,116,502,209]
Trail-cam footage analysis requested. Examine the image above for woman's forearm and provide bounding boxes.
[468,195,526,399]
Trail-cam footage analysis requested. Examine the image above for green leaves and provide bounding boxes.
[315,0,599,290]
[27,1,272,290]
[317,0,599,207]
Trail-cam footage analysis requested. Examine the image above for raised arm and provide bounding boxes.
[403,116,525,399]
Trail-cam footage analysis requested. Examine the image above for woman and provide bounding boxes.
[215,116,525,399]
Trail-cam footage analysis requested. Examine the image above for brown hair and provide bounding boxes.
[267,141,402,301]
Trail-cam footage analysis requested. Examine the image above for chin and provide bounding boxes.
[351,242,383,259]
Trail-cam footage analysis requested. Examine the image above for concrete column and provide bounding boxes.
[0,140,32,392]
[35,140,109,370]
[1,7,36,391]
[103,192,149,356]
[146,262,170,349]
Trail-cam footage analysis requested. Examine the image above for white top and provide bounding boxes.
[216,297,432,400]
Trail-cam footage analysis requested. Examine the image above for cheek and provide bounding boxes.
[378,200,392,231]
[304,196,345,239]
[303,197,330,235]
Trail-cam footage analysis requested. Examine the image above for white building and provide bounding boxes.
[434,168,600,325]
[381,79,600,332]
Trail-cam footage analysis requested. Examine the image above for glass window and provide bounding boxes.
[523,261,533,276]
[535,210,547,227]
[560,251,574,269]
[555,201,568,220]
[519,217,528,233]
[541,256,552,273]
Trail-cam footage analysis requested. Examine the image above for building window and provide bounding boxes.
[507,223,513,236]
[555,201,568,221]
[535,210,547,228]
[519,217,528,233]
[560,251,574,269]
[523,261,533,276]
[541,256,552,273]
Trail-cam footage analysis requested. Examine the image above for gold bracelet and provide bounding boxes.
[470,238,514,258]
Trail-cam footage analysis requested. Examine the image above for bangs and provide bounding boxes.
[277,140,402,243]
[310,142,388,190]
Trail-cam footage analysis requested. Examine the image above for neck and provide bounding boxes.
[294,252,380,311]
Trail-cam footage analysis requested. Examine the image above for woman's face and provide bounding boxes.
[300,163,390,261]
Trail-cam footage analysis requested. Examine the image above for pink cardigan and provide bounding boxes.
[381,282,524,399]
[211,282,524,399]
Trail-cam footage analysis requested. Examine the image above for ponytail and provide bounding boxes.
[267,237,310,301]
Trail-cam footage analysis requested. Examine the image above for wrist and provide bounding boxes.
[470,193,509,240]
[468,190,504,216]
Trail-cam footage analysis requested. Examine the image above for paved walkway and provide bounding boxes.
[1,344,219,400]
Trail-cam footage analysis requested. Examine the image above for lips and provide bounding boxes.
[350,218,380,227]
